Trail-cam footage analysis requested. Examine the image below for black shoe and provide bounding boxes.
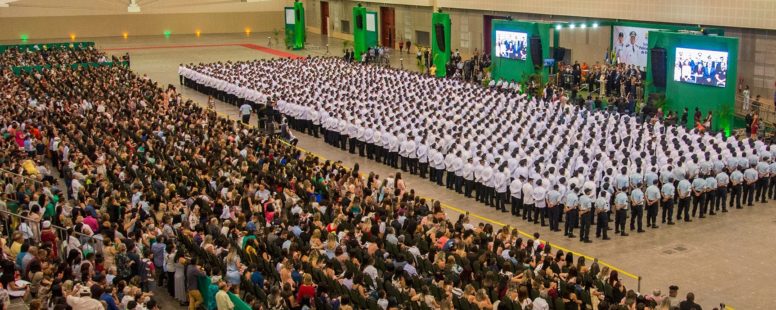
[651,225,659,228]
[568,234,576,238]
[709,212,716,215]
[620,233,629,236]
[637,229,646,233]
[501,209,508,213]
[583,239,593,243]
[668,222,675,225]
[685,219,692,222]
[699,216,706,218]
[614,230,620,234]
[722,209,728,212]
[602,237,611,240]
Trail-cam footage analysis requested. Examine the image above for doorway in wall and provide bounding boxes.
[320,1,329,35]
[380,6,395,48]
[483,15,508,56]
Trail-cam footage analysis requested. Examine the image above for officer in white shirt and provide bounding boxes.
[444,151,457,190]
[364,125,375,160]
[462,157,475,198]
[494,166,509,212]
[417,139,429,179]
[509,175,524,216]
[533,179,547,226]
[481,162,495,208]
[578,188,593,243]
[452,152,465,194]
[474,158,485,201]
[595,184,611,240]
[522,179,535,221]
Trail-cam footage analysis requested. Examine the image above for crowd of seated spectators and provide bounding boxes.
[0,46,716,310]
[0,45,113,69]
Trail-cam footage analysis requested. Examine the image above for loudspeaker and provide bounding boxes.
[356,14,363,30]
[530,36,542,67]
[552,47,566,61]
[650,48,667,88]
[434,23,446,52]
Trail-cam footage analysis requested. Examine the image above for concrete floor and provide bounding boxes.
[63,32,774,309]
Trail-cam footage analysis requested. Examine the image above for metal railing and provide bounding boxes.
[0,207,101,260]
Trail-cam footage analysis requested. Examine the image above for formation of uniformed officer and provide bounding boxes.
[180,57,776,244]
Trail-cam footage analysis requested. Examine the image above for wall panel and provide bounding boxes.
[0,12,283,40]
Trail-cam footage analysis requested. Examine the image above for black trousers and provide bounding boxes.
[646,202,659,226]
[357,140,365,156]
[548,206,560,230]
[511,196,523,216]
[596,212,609,238]
[400,155,409,171]
[523,203,534,221]
[445,171,455,189]
[615,209,627,234]
[769,177,776,199]
[565,209,578,235]
[743,183,755,206]
[434,168,444,186]
[678,197,691,221]
[756,178,768,203]
[692,194,704,217]
[730,185,742,208]
[535,206,547,225]
[464,179,474,197]
[349,137,358,153]
[419,162,428,178]
[705,191,716,215]
[452,175,461,193]
[661,199,674,223]
[630,205,643,231]
[715,188,727,211]
[495,192,507,211]
[429,167,438,182]
[387,152,398,168]
[339,135,348,150]
[167,271,175,296]
[579,212,592,241]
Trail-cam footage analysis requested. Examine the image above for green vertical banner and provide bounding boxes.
[366,12,379,49]
[353,6,367,61]
[284,7,296,49]
[293,1,305,50]
[431,12,451,77]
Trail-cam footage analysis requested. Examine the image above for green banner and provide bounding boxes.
[284,2,305,50]
[645,31,738,134]
[353,6,367,61]
[353,6,378,61]
[366,12,378,50]
[0,42,95,53]
[294,1,305,50]
[431,12,451,77]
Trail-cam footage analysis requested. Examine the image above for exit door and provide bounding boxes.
[320,1,329,35]
[380,6,395,48]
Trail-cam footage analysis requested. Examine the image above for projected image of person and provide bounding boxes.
[622,31,639,65]
[615,32,626,63]
[715,61,727,87]
[495,31,527,60]
[674,48,727,87]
